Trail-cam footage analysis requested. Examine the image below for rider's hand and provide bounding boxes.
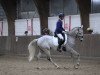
[62,31,66,34]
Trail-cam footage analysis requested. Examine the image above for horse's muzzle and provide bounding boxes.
[80,39,83,42]
[80,36,83,42]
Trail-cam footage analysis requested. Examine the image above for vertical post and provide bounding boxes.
[31,18,33,35]
[64,16,65,29]
[27,19,28,32]
[69,16,71,31]
[1,21,3,36]
[0,21,3,36]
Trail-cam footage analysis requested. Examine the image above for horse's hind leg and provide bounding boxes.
[44,49,59,68]
[35,51,41,61]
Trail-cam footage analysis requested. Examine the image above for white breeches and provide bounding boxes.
[56,33,67,45]
[57,34,64,40]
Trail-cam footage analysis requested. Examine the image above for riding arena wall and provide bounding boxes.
[0,34,100,58]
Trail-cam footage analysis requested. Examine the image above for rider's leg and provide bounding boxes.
[58,39,63,48]
[57,34,64,52]
[57,34,64,40]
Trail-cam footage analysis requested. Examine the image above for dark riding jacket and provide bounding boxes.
[55,19,65,34]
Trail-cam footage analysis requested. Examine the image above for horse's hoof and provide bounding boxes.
[74,66,79,69]
[77,63,80,66]
[36,67,41,69]
[64,67,69,69]
[56,66,60,69]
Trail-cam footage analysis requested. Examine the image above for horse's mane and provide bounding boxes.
[67,27,81,36]
[71,27,80,31]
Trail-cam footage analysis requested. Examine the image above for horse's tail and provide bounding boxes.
[28,39,38,62]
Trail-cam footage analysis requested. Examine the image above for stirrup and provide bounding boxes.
[62,46,66,52]
[57,48,62,52]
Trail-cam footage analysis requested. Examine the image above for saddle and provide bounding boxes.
[53,33,67,52]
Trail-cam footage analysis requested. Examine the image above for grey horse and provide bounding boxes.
[28,26,83,69]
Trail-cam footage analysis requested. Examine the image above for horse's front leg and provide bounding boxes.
[44,49,60,68]
[66,45,80,69]
[72,53,80,69]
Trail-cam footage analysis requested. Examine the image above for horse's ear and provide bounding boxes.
[81,25,83,28]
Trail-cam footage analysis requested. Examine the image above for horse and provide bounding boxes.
[28,26,83,69]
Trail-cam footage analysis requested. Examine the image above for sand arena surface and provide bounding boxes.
[0,55,100,75]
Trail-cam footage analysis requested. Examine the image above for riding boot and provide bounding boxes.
[57,44,62,52]
[57,39,63,52]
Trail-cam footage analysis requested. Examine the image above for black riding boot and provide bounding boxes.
[57,45,62,52]
[56,33,65,52]
[57,39,63,52]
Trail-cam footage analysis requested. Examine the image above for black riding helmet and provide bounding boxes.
[58,13,64,18]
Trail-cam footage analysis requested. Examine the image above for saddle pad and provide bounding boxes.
[52,36,59,46]
[64,34,67,45]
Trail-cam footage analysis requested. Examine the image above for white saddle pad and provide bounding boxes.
[52,36,58,46]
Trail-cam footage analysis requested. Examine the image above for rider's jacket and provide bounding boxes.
[55,19,65,34]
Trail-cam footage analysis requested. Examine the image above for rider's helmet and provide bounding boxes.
[58,13,65,18]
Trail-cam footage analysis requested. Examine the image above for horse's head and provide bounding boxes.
[76,27,83,42]
[69,26,83,42]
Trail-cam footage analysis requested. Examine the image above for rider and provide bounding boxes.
[54,13,65,52]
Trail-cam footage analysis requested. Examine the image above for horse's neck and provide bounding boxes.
[68,31,76,37]
[68,28,77,41]
[67,35,75,47]
[68,35,75,41]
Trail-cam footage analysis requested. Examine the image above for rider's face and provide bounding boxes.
[60,16,64,20]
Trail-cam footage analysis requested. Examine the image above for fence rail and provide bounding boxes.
[0,34,100,57]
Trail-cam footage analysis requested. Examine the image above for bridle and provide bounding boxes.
[76,27,83,41]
